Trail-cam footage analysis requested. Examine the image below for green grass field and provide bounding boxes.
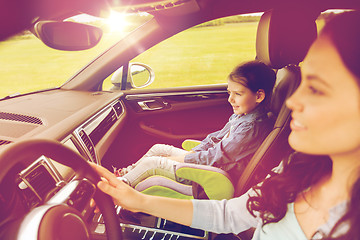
[129,22,257,89]
[0,32,123,97]
[0,22,257,98]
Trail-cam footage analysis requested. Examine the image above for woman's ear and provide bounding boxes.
[256,89,266,104]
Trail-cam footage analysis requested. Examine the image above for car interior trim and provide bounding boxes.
[125,89,226,101]
[73,99,124,164]
[17,156,64,206]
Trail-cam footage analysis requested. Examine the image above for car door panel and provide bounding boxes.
[101,86,233,170]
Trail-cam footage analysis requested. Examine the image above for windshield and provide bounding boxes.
[0,12,152,98]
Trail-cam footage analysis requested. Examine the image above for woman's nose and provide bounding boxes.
[286,89,303,112]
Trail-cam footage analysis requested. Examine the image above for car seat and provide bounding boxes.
[234,8,317,196]
[134,9,317,202]
[230,8,317,240]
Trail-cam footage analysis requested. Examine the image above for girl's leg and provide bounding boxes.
[143,144,188,158]
[114,144,188,177]
[123,156,179,187]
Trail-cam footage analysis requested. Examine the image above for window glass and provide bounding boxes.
[103,14,260,90]
[103,10,346,91]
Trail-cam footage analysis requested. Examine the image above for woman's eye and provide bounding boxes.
[235,92,242,96]
[308,86,323,95]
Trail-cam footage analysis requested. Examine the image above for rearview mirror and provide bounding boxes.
[33,21,103,51]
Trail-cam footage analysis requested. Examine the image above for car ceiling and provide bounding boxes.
[31,0,360,22]
[3,0,359,43]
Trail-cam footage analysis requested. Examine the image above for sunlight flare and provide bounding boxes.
[105,11,128,33]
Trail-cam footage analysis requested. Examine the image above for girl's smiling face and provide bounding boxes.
[227,79,263,115]
[286,36,360,158]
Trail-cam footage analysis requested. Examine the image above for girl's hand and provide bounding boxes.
[90,162,145,213]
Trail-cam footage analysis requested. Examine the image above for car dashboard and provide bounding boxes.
[0,89,125,159]
[0,88,125,222]
[0,88,212,239]
[10,97,125,210]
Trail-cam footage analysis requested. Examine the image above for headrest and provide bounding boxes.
[256,9,317,69]
[270,65,301,115]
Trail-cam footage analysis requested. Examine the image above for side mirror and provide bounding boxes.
[129,63,155,88]
[110,63,155,90]
[33,21,102,51]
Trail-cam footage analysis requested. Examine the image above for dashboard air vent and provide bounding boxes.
[24,164,57,199]
[0,140,12,146]
[0,112,43,125]
[79,129,97,162]
[89,109,117,146]
[113,101,123,117]
[18,157,60,207]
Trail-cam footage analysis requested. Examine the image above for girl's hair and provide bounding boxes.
[228,60,276,107]
[247,11,360,239]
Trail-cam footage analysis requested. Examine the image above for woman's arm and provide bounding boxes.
[90,163,193,226]
[91,163,259,234]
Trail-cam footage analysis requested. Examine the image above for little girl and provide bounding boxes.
[116,60,276,187]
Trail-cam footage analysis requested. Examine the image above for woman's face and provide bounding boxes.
[227,79,261,115]
[286,36,360,158]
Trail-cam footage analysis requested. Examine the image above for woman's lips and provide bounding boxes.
[290,119,306,131]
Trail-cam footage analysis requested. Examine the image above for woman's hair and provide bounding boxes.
[247,11,360,239]
[228,60,276,107]
[321,11,360,84]
[247,153,333,225]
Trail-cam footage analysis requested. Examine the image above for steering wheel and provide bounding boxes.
[0,139,122,240]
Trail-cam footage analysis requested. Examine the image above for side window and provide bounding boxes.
[103,14,259,90]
